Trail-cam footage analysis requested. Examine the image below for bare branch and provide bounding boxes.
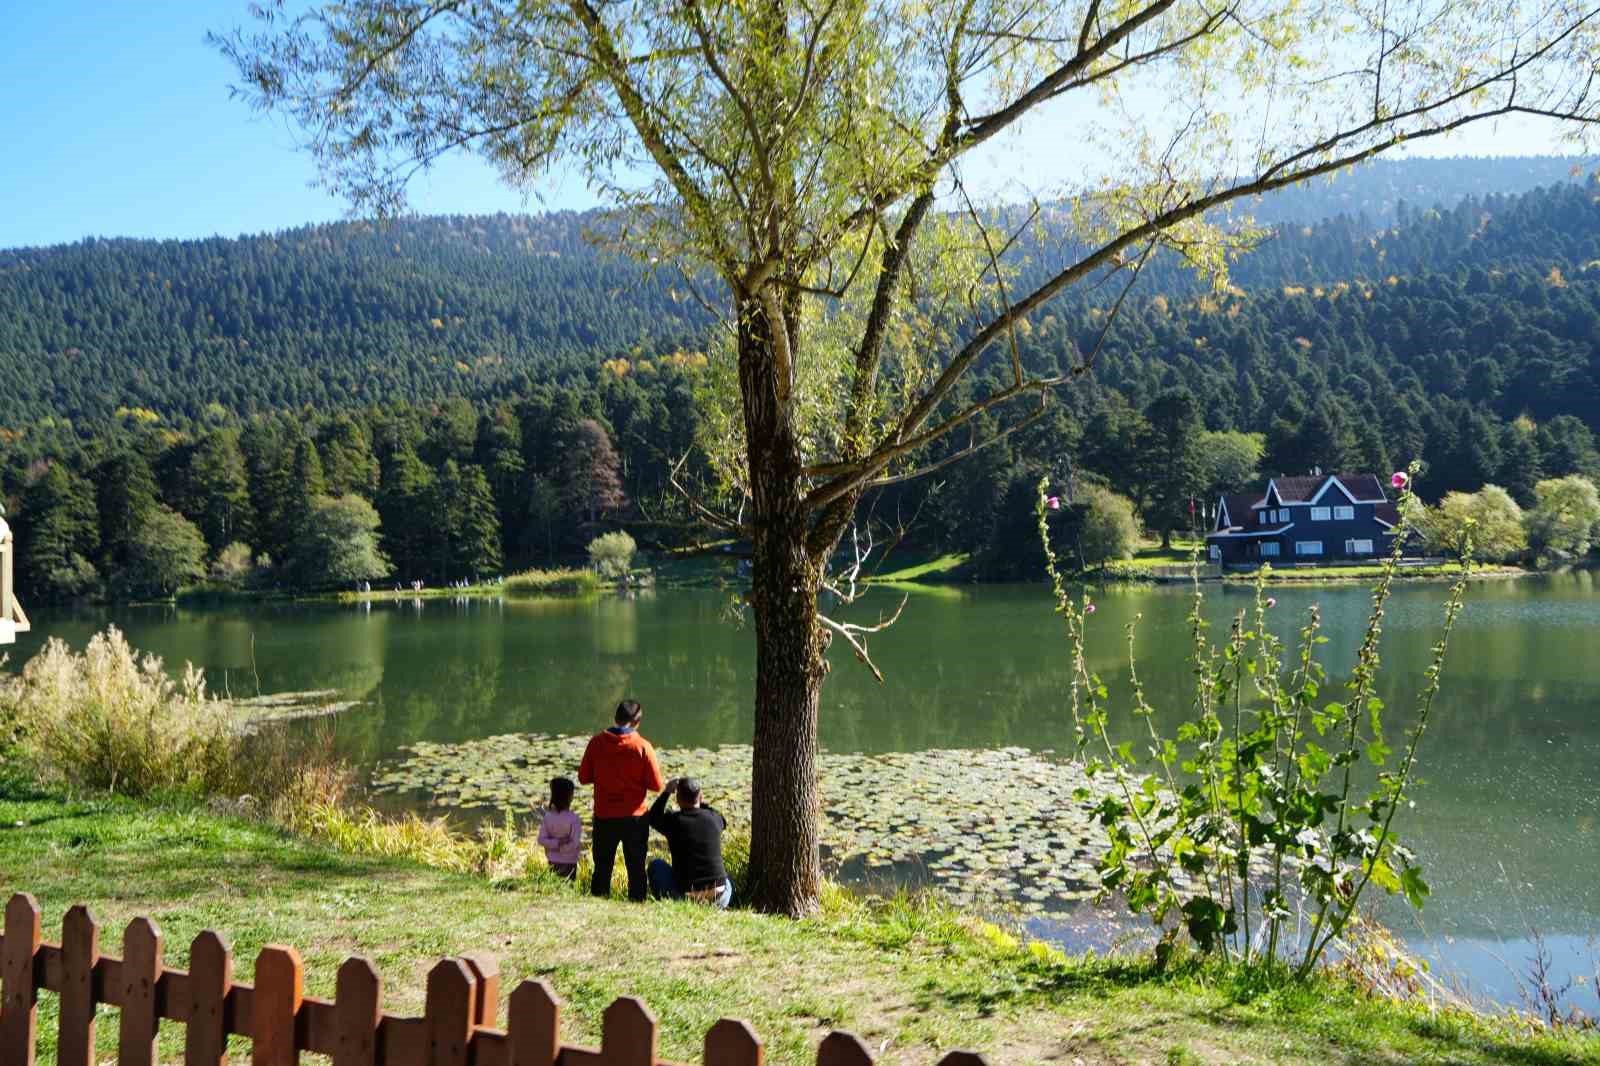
[955,174,1024,387]
[568,0,741,278]
[816,594,909,684]
[866,400,1052,488]
[670,451,751,535]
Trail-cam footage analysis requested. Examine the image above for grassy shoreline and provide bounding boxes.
[1,787,1593,1064]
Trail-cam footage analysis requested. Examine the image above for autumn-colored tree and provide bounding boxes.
[561,419,628,525]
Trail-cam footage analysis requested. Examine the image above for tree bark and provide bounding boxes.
[737,292,828,916]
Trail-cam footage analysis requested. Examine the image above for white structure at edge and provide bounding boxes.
[0,515,27,645]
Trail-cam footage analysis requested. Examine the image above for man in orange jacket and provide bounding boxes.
[577,699,665,900]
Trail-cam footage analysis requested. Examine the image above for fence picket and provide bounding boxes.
[425,958,478,1066]
[1,892,43,1066]
[58,905,100,1066]
[118,916,164,1066]
[601,998,657,1066]
[815,1032,872,1066]
[704,1019,762,1066]
[334,957,382,1066]
[506,979,560,1066]
[461,954,500,1029]
[185,931,233,1066]
[252,946,304,1066]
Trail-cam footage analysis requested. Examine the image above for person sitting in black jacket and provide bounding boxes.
[647,777,732,907]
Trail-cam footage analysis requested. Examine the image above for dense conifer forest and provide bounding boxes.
[3,156,1599,597]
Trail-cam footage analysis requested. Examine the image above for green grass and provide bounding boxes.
[649,547,746,588]
[2,789,1594,1065]
[1223,562,1530,584]
[865,552,971,583]
[502,568,603,595]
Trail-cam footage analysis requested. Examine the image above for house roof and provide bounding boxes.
[1260,473,1390,506]
[1265,476,1326,503]
[1374,503,1401,528]
[1215,493,1264,533]
[1333,474,1388,502]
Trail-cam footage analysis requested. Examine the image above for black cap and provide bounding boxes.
[677,777,702,797]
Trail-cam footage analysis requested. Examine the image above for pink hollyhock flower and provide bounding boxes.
[1084,603,1097,614]
[1266,597,1277,609]
[1391,471,1409,489]
[1047,496,1061,510]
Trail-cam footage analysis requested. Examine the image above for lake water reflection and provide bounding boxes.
[12,572,1599,1008]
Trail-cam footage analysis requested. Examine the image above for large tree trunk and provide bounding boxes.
[738,292,828,916]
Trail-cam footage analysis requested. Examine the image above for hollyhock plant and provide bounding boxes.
[1392,472,1409,490]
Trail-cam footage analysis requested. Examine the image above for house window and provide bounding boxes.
[1260,542,1281,557]
[1310,507,1331,522]
[1334,505,1355,520]
[1295,541,1324,556]
[1346,538,1374,555]
[1260,511,1270,525]
[1209,545,1221,561]
[1277,509,1289,523]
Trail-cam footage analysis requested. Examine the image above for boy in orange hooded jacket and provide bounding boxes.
[578,699,665,900]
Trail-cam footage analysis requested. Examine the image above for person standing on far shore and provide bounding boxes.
[578,699,664,901]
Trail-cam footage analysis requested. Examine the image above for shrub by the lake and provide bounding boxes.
[1037,468,1473,975]
[588,530,637,581]
[503,567,601,594]
[1,627,237,796]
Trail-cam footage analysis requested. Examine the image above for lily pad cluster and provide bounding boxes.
[229,690,362,734]
[370,734,1208,911]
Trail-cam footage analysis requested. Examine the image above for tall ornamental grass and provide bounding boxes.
[503,567,601,594]
[1,627,236,797]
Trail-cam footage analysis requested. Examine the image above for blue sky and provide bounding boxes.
[0,2,1580,250]
[0,2,597,249]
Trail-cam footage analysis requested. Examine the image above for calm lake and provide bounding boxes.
[10,573,1599,1009]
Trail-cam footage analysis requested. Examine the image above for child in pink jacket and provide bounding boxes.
[537,777,583,881]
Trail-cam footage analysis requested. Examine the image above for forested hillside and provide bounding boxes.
[0,156,1589,426]
[0,213,708,423]
[4,158,1600,598]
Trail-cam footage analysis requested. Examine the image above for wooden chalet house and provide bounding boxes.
[1206,473,1401,567]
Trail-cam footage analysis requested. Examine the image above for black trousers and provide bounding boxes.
[590,815,650,901]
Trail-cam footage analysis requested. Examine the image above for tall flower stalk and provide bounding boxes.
[1036,464,1472,971]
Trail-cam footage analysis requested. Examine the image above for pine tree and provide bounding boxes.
[449,464,503,578]
[19,462,100,600]
[94,450,159,576]
[243,418,295,562]
[377,441,436,579]
[319,413,380,498]
[1138,388,1206,548]
[183,429,250,554]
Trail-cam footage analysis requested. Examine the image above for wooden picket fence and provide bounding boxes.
[0,893,987,1066]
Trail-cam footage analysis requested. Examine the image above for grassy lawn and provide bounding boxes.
[865,552,971,583]
[2,790,1594,1065]
[650,546,747,587]
[1225,562,1529,583]
[1117,537,1207,569]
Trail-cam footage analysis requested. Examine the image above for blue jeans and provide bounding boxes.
[648,858,732,908]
